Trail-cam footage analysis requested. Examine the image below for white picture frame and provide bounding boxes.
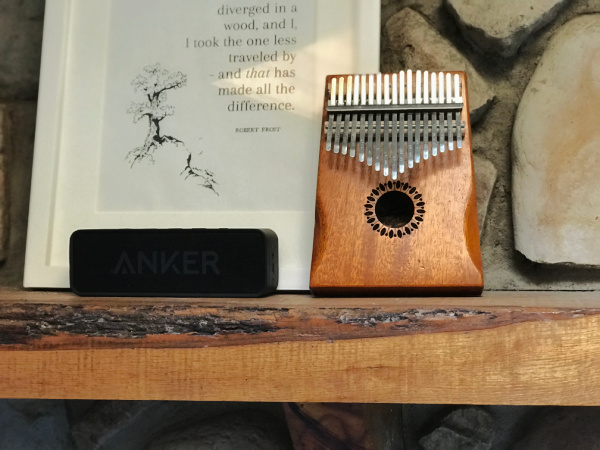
[24,0,380,290]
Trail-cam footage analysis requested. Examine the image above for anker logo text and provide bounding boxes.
[111,250,220,276]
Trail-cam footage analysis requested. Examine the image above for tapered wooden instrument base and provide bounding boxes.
[310,72,483,296]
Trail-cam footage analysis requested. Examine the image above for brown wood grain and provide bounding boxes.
[310,72,483,295]
[1,290,600,404]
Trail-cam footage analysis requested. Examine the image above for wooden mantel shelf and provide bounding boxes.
[1,288,600,405]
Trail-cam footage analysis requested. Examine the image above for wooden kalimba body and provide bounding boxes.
[310,71,483,296]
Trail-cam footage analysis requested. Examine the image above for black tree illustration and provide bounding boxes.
[127,63,217,194]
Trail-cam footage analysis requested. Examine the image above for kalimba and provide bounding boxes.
[310,71,483,296]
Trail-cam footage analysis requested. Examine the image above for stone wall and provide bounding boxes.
[382,0,600,290]
[1,0,600,449]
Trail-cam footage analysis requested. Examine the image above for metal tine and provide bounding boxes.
[407,69,414,169]
[391,73,398,180]
[326,77,335,151]
[366,74,375,166]
[438,71,445,153]
[431,72,438,157]
[423,70,429,160]
[350,74,359,157]
[359,75,367,162]
[454,74,463,149]
[399,71,405,174]
[374,73,382,171]
[446,73,454,151]
[382,74,391,176]
[414,70,422,164]
[341,76,352,155]
[334,77,344,154]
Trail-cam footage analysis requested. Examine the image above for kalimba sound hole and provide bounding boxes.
[364,181,425,238]
[375,191,414,228]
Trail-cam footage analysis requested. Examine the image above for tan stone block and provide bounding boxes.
[513,15,600,266]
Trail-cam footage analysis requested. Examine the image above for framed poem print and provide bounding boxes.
[24,0,380,290]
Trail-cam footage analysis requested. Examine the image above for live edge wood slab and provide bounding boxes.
[0,288,599,405]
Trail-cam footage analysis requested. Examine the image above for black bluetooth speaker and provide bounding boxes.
[69,228,278,297]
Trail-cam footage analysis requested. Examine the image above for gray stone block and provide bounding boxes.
[0,106,10,262]
[69,401,289,450]
[419,407,494,450]
[0,0,45,100]
[384,7,494,123]
[445,0,569,57]
[0,399,74,449]
[0,102,36,287]
[148,410,293,450]
[514,407,600,449]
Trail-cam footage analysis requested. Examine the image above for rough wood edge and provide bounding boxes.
[0,288,598,351]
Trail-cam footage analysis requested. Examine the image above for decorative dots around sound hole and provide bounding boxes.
[364,181,425,238]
